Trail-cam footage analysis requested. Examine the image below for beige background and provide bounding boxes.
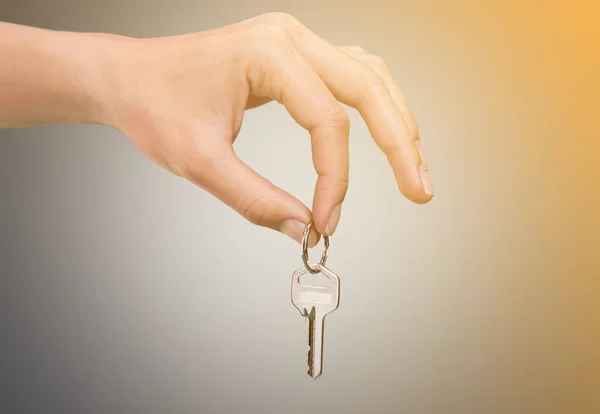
[1,0,599,413]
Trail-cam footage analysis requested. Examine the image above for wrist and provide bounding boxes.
[71,32,134,128]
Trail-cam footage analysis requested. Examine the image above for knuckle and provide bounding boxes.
[325,105,350,133]
[368,54,387,70]
[360,70,387,102]
[348,45,366,53]
[335,176,350,193]
[265,23,291,43]
[365,70,385,89]
[252,23,292,46]
[263,12,301,28]
[320,172,349,195]
[238,192,275,226]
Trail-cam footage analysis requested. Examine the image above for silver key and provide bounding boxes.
[291,264,340,379]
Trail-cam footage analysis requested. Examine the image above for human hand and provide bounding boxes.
[101,13,434,245]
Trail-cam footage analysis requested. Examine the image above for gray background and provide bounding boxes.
[1,1,599,413]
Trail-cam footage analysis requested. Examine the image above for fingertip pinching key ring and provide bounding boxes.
[301,220,329,274]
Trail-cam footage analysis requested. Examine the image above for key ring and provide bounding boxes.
[301,220,329,274]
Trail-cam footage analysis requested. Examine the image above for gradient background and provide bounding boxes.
[1,1,599,413]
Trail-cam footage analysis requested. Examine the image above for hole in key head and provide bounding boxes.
[299,271,335,288]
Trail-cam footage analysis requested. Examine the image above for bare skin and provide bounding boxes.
[0,13,433,246]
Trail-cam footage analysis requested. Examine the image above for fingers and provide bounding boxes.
[274,15,433,203]
[339,45,433,198]
[340,46,419,141]
[183,138,320,247]
[246,33,350,236]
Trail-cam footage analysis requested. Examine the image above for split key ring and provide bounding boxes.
[301,220,329,274]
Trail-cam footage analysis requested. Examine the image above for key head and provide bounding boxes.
[291,264,340,317]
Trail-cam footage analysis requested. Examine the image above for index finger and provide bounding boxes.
[245,31,350,236]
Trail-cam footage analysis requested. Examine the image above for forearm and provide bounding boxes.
[0,22,124,128]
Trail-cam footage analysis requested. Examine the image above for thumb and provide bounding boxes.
[184,142,319,247]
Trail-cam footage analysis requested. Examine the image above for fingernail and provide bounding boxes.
[279,219,320,247]
[324,204,342,236]
[419,164,434,196]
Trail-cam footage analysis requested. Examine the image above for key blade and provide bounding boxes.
[291,265,340,379]
[305,307,315,377]
[307,308,325,380]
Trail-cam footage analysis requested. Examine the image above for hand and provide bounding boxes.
[101,13,434,245]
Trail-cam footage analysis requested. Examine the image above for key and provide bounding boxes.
[291,264,340,379]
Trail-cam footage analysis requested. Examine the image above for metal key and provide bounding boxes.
[291,264,340,379]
